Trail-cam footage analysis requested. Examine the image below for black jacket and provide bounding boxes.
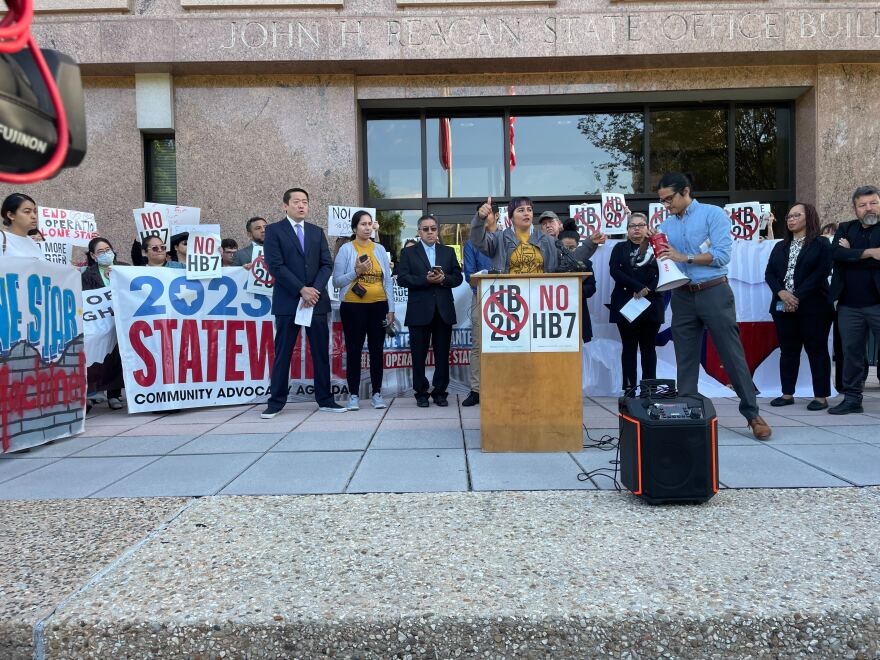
[397,241,463,326]
[580,259,597,342]
[263,219,333,316]
[608,240,664,324]
[765,237,833,314]
[829,219,880,303]
[81,262,129,291]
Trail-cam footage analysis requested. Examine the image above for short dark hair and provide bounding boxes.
[403,239,417,248]
[246,216,266,233]
[142,235,164,250]
[221,238,238,250]
[351,209,373,232]
[852,185,880,206]
[283,188,309,204]
[559,230,580,243]
[508,196,532,218]
[657,172,694,194]
[417,214,438,229]
[2,192,36,226]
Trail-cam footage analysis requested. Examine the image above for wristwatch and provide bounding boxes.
[687,254,694,264]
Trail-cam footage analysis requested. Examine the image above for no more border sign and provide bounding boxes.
[481,277,581,353]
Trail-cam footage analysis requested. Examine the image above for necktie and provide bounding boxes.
[295,223,304,250]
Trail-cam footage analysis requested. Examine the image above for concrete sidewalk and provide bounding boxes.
[1,394,879,499]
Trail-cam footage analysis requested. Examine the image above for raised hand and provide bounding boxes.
[478,196,493,221]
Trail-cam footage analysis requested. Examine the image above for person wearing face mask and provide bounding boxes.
[1,193,43,258]
[827,185,880,414]
[82,237,129,410]
[764,203,833,411]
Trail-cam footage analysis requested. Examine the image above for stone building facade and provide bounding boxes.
[3,0,879,252]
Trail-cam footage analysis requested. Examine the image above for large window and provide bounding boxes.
[144,135,177,204]
[364,102,793,252]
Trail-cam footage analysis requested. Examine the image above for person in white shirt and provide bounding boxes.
[1,193,43,258]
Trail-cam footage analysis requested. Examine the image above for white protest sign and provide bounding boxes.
[37,207,97,247]
[246,244,275,297]
[481,279,531,353]
[569,204,602,240]
[327,206,376,237]
[481,276,582,353]
[133,207,170,251]
[725,202,762,241]
[497,207,511,231]
[144,203,201,231]
[760,203,772,230]
[38,240,73,265]
[600,193,628,235]
[528,278,581,352]
[186,224,222,280]
[648,203,669,231]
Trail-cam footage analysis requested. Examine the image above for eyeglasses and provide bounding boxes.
[94,248,113,255]
[659,192,679,206]
[419,226,438,233]
[148,246,166,253]
[785,212,804,220]
[628,223,647,229]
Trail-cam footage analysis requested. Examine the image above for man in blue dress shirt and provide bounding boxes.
[652,172,772,440]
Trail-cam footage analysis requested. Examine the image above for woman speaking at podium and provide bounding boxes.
[470,196,598,274]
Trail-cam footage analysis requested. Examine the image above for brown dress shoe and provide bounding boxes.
[748,415,772,440]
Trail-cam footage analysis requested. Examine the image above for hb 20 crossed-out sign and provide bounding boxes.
[480,277,581,353]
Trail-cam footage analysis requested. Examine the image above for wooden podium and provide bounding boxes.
[472,273,587,452]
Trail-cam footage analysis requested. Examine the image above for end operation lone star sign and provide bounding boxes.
[481,277,581,353]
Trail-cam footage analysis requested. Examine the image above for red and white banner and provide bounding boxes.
[569,203,602,240]
[37,206,97,248]
[600,193,628,235]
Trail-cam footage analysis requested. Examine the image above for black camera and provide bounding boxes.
[0,48,86,175]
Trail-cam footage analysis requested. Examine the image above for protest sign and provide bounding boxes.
[38,240,73,265]
[647,203,669,231]
[569,203,602,240]
[83,286,117,367]
[327,206,377,237]
[496,207,511,231]
[0,258,86,453]
[133,207,170,251]
[143,203,201,231]
[37,207,97,248]
[481,276,581,354]
[246,245,275,297]
[725,202,762,241]
[600,193,627,234]
[186,224,223,280]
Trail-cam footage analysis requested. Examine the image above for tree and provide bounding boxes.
[577,113,644,194]
[368,178,405,255]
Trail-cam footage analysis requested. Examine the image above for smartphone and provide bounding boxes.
[432,265,444,274]
[358,254,369,263]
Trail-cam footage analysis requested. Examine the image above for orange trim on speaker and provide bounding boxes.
[620,413,642,495]
[710,417,718,493]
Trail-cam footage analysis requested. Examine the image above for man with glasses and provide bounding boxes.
[652,171,772,440]
[221,238,238,266]
[397,214,463,407]
[828,185,880,414]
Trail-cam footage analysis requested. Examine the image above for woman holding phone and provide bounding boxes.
[332,210,395,410]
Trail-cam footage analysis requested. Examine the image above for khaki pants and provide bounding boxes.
[469,292,481,391]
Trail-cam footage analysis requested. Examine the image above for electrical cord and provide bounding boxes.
[0,0,70,184]
[577,424,623,491]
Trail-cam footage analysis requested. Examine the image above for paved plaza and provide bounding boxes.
[2,394,879,659]
[2,393,880,499]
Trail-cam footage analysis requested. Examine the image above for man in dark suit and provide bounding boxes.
[828,184,880,415]
[397,214,464,407]
[231,216,267,268]
[261,188,345,417]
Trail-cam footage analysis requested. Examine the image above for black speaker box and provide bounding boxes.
[618,393,718,504]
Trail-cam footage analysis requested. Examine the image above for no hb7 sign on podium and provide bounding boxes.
[480,276,581,353]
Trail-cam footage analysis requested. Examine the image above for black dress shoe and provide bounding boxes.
[432,393,449,407]
[416,396,430,408]
[770,396,794,407]
[806,399,829,411]
[828,400,864,415]
[461,391,480,407]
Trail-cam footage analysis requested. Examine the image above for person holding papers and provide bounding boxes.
[261,187,344,418]
[609,212,664,392]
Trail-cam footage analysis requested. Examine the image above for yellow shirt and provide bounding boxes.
[343,241,387,304]
[509,229,544,274]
